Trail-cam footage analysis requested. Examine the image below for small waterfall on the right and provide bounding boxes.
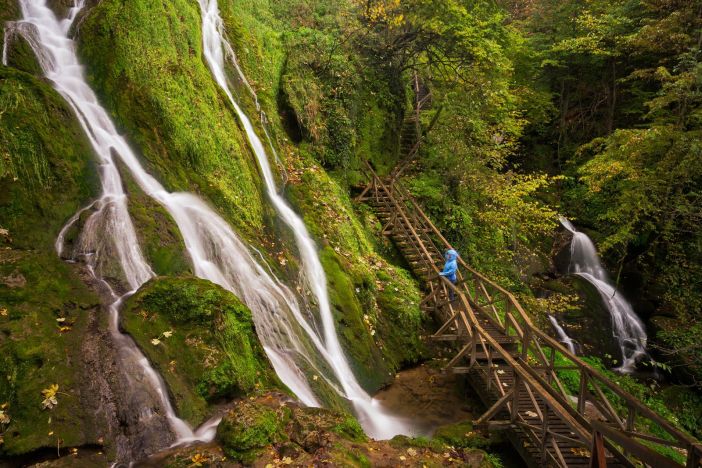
[559,217,647,373]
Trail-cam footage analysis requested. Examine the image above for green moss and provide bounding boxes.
[2,33,43,76]
[0,251,101,456]
[0,67,102,450]
[0,66,104,455]
[122,276,279,425]
[118,162,191,276]
[217,400,290,463]
[0,67,98,248]
[77,0,270,241]
[285,148,428,391]
[0,1,19,27]
[330,414,366,442]
[433,420,493,449]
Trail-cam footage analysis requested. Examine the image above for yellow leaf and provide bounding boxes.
[41,384,59,410]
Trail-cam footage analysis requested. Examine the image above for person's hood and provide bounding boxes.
[445,249,459,261]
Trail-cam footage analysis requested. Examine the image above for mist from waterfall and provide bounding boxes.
[560,217,647,373]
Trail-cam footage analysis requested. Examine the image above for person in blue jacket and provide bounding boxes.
[439,249,459,300]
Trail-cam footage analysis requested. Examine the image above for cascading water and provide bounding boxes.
[197,0,413,439]
[7,0,217,457]
[11,0,410,452]
[548,315,577,355]
[559,217,647,373]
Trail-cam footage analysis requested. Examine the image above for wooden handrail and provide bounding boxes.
[364,164,591,443]
[359,167,702,467]
[388,177,700,455]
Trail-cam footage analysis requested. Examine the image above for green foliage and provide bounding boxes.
[331,414,366,442]
[433,420,492,449]
[518,0,702,388]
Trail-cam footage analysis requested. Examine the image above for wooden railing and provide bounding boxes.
[388,73,435,184]
[357,164,702,467]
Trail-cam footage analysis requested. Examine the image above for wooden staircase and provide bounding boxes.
[388,73,433,184]
[356,166,702,468]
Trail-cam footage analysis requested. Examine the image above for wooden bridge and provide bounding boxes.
[356,167,702,467]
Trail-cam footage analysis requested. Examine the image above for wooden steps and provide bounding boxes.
[356,174,699,468]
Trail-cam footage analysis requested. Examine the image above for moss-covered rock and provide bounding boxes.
[118,161,191,277]
[0,67,104,456]
[77,0,271,241]
[286,148,428,391]
[217,398,290,463]
[73,0,429,398]
[209,391,498,467]
[121,276,279,426]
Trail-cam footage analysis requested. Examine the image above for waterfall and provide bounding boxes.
[559,217,647,373]
[548,315,577,355]
[8,0,220,453]
[196,0,413,439]
[11,0,412,452]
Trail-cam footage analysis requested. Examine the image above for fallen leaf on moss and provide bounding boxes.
[41,384,59,410]
[151,338,161,346]
[0,408,10,425]
[162,330,173,338]
[190,452,208,466]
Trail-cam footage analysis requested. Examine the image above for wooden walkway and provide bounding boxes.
[356,168,702,467]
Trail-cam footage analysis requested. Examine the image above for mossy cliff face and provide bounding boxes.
[0,67,106,456]
[75,0,428,394]
[77,0,271,240]
[214,0,429,390]
[121,276,280,426]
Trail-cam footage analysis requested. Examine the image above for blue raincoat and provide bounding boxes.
[439,249,459,283]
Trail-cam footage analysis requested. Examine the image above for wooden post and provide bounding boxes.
[578,372,587,415]
[590,430,607,468]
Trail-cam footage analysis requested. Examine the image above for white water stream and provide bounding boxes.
[548,315,577,355]
[560,217,647,372]
[7,0,217,448]
[7,0,412,454]
[197,0,412,439]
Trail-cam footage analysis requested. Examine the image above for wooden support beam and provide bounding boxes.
[474,390,514,429]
